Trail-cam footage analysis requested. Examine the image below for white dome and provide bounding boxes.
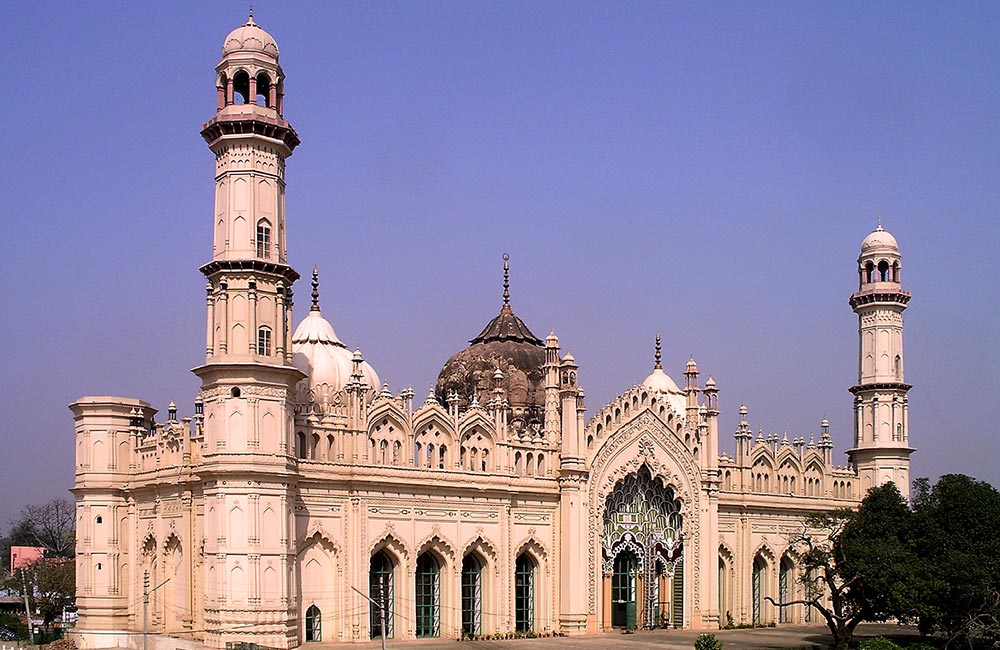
[291,310,380,400]
[642,368,687,416]
[222,12,279,57]
[861,225,899,254]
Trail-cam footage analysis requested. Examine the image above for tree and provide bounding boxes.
[3,557,76,632]
[910,474,1000,647]
[9,498,76,558]
[767,483,917,650]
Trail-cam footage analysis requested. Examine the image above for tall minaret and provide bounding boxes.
[847,223,914,498]
[193,12,305,649]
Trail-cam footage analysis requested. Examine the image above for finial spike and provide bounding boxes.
[248,4,255,23]
[502,253,510,306]
[877,215,882,229]
[654,332,662,369]
[310,265,320,311]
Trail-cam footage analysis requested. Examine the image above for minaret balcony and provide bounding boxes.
[849,287,911,308]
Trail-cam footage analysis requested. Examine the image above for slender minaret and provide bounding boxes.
[847,223,914,498]
[193,12,304,649]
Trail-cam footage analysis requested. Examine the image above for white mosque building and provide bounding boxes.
[70,13,914,649]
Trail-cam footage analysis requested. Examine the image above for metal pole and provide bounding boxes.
[143,570,149,650]
[20,568,34,645]
[350,585,386,650]
[379,576,386,650]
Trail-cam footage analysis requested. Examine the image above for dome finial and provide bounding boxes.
[247,4,255,25]
[877,215,882,230]
[654,332,662,369]
[502,253,510,306]
[310,265,320,311]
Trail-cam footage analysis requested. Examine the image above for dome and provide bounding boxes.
[435,256,546,431]
[641,334,687,416]
[222,11,279,57]
[291,269,379,404]
[860,223,899,254]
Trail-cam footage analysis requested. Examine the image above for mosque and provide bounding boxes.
[69,12,914,649]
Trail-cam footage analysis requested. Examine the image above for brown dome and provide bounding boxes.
[435,257,546,431]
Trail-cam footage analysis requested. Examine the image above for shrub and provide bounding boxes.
[859,637,903,650]
[694,633,724,650]
[905,644,937,650]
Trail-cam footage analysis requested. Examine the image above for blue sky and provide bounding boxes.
[1,2,998,528]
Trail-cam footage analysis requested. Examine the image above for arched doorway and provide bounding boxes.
[602,465,683,629]
[611,550,638,628]
[752,555,767,625]
[415,552,441,637]
[369,551,395,639]
[461,554,483,637]
[779,556,794,623]
[304,604,321,642]
[514,553,535,632]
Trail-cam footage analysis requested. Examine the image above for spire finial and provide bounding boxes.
[654,332,662,369]
[502,253,510,306]
[877,216,882,230]
[310,265,320,311]
[247,4,255,24]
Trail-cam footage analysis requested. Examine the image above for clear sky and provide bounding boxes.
[2,2,998,530]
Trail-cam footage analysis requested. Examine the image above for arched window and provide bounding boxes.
[514,553,535,632]
[865,261,875,283]
[232,71,250,104]
[752,556,767,625]
[257,326,272,356]
[295,432,306,459]
[305,604,321,642]
[255,72,271,107]
[461,554,483,638]
[310,433,320,460]
[779,557,794,623]
[370,551,394,639]
[878,260,890,281]
[256,220,271,258]
[415,552,441,637]
[892,261,900,282]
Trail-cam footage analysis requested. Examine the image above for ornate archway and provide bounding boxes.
[602,465,683,628]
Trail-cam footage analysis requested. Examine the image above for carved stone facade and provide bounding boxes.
[70,12,914,650]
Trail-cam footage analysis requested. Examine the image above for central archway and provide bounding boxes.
[602,464,683,628]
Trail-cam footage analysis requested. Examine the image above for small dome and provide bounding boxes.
[222,11,279,57]
[291,312,380,400]
[291,269,379,403]
[641,335,686,415]
[860,224,899,254]
[435,256,546,430]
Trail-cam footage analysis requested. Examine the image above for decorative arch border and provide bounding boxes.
[162,531,182,553]
[462,532,498,564]
[416,528,457,566]
[587,409,702,615]
[369,530,409,565]
[514,535,548,563]
[752,542,776,567]
[141,531,157,556]
[458,410,495,441]
[298,525,342,556]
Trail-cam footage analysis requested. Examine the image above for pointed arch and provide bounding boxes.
[462,533,498,563]
[370,530,409,563]
[416,531,456,566]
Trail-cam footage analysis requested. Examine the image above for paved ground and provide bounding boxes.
[318,623,925,649]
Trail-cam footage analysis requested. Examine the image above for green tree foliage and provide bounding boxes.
[3,557,76,631]
[693,633,723,650]
[910,474,1000,646]
[768,483,916,650]
[857,637,902,650]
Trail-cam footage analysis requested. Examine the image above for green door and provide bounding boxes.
[611,551,637,629]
